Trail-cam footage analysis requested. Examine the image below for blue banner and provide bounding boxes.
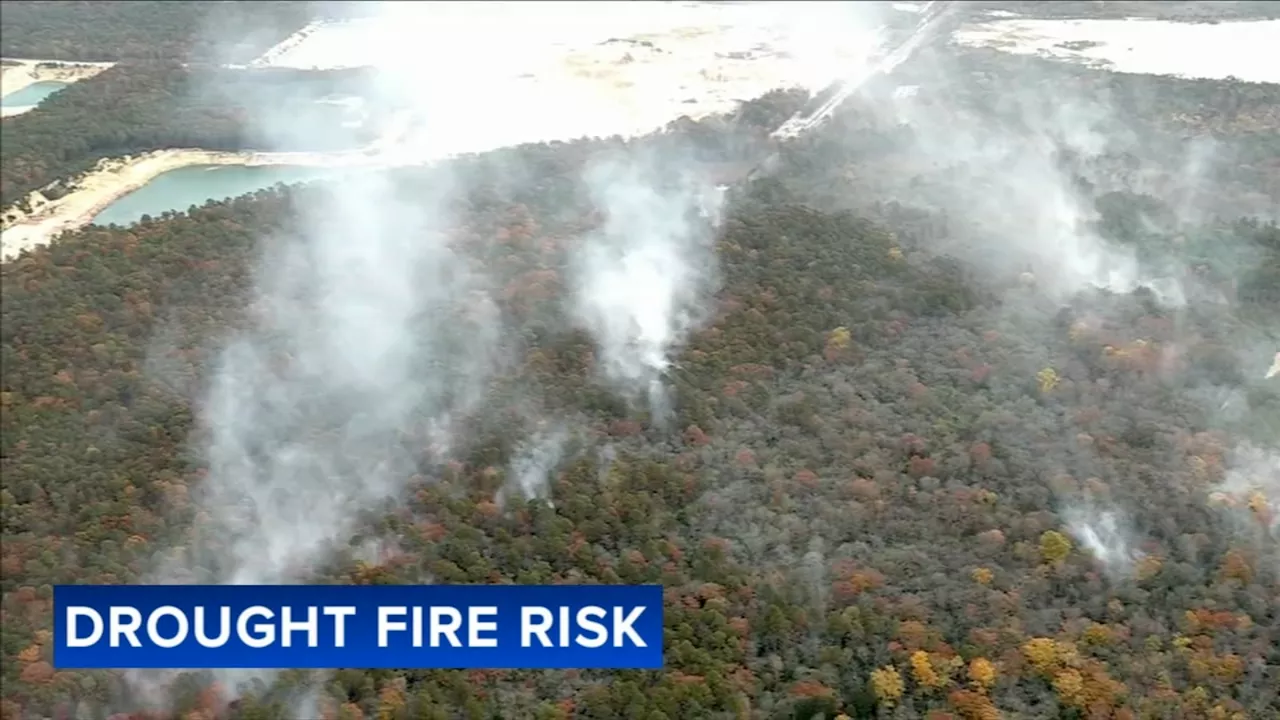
[54,584,664,669]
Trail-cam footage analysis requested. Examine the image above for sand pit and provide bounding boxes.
[0,148,398,261]
[0,58,114,116]
[0,103,425,261]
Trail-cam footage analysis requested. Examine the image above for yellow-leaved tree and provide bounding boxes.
[910,650,945,691]
[1051,668,1086,708]
[1037,367,1060,393]
[1039,530,1072,564]
[827,326,852,349]
[870,665,904,707]
[1022,637,1060,676]
[824,326,854,362]
[968,657,997,693]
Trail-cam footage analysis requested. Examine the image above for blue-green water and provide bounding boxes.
[1,81,68,108]
[92,165,338,226]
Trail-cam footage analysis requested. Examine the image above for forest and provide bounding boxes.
[2,13,1280,720]
[0,62,387,208]
[0,1,315,63]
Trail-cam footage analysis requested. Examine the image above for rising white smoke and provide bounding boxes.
[500,424,570,507]
[136,0,784,708]
[1213,443,1280,551]
[129,164,504,710]
[133,5,513,709]
[748,2,1175,303]
[1064,507,1145,577]
[183,171,498,586]
[780,4,1268,311]
[872,70,1165,302]
[571,154,723,423]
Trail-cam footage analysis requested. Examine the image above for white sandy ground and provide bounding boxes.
[3,4,1280,259]
[0,58,115,117]
[954,18,1280,84]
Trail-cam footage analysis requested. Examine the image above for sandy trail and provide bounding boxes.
[1,58,115,116]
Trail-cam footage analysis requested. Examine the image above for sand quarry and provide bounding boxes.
[2,3,1278,260]
[0,58,114,118]
[0,148,421,260]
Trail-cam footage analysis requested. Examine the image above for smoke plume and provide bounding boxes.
[132,7,515,710]
[173,172,498,586]
[571,153,723,422]
[1064,506,1144,577]
[500,424,571,507]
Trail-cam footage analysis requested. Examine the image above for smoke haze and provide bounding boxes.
[113,0,1279,712]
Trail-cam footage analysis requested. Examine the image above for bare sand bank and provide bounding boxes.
[0,148,393,261]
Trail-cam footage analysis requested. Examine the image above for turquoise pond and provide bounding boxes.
[91,165,340,226]
[1,81,69,108]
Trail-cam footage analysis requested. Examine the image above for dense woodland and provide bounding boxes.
[0,63,386,208]
[3,12,1280,720]
[0,1,315,63]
